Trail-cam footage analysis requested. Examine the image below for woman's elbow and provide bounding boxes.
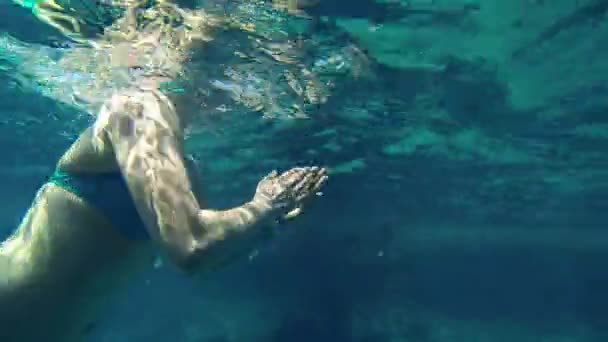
[163,238,212,274]
[165,237,236,275]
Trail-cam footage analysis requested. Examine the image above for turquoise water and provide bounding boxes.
[2,0,608,341]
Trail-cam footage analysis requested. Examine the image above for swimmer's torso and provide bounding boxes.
[0,124,204,341]
[0,128,141,340]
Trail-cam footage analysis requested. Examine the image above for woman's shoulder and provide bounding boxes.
[56,127,118,173]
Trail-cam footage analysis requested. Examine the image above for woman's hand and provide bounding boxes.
[253,166,328,220]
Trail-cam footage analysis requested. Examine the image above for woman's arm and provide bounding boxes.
[94,89,326,272]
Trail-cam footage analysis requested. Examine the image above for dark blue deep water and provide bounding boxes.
[2,0,608,341]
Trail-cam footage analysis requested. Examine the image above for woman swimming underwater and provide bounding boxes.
[1,1,327,340]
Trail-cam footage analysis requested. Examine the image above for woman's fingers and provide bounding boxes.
[270,166,327,206]
[294,168,327,202]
